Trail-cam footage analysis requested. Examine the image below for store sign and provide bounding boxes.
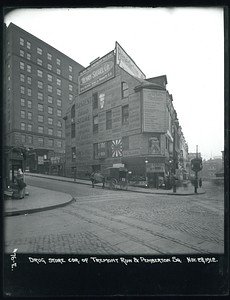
[116,42,146,80]
[51,156,60,164]
[79,51,115,94]
[143,89,167,133]
[146,163,165,173]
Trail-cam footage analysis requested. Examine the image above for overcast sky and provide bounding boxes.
[4,7,224,160]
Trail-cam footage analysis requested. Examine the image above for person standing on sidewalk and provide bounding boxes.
[199,178,202,187]
[16,170,27,199]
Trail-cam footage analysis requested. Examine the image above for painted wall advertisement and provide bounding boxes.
[142,89,167,133]
[116,42,146,80]
[79,51,115,94]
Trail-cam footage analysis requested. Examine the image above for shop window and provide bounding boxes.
[93,93,98,109]
[71,123,75,138]
[106,110,112,129]
[122,82,129,98]
[122,105,129,125]
[93,115,98,132]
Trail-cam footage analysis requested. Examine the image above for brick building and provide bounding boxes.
[3,23,84,184]
[64,42,189,188]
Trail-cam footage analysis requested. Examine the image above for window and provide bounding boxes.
[20,74,25,82]
[106,110,112,129]
[27,76,32,85]
[57,88,61,96]
[38,104,43,111]
[20,86,25,94]
[93,115,98,132]
[69,84,73,91]
[20,62,25,70]
[122,82,129,98]
[38,137,44,145]
[122,136,129,151]
[57,120,62,127]
[71,123,75,138]
[72,147,76,162]
[38,115,44,122]
[27,41,31,49]
[57,130,62,137]
[57,78,61,86]
[48,117,53,125]
[21,134,26,143]
[21,122,26,130]
[8,76,11,81]
[48,95,53,103]
[21,110,26,119]
[57,68,61,75]
[122,105,129,124]
[57,109,62,117]
[48,85,53,93]
[47,63,52,71]
[48,107,53,114]
[28,136,33,144]
[38,81,43,89]
[56,58,61,65]
[106,140,112,157]
[47,74,52,82]
[37,69,43,77]
[69,74,73,81]
[48,128,53,135]
[69,94,73,102]
[28,112,32,120]
[57,99,62,107]
[21,98,25,106]
[20,49,24,57]
[27,53,31,60]
[69,65,73,72]
[27,88,32,97]
[37,58,42,66]
[93,93,98,109]
[38,92,43,100]
[38,126,44,133]
[57,140,62,148]
[28,100,32,108]
[47,53,52,60]
[37,47,42,55]
[48,139,54,146]
[27,65,31,73]
[28,124,32,132]
[20,38,24,46]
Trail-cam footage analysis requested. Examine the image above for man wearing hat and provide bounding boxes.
[16,169,26,199]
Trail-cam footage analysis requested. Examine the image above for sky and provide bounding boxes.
[4,7,224,160]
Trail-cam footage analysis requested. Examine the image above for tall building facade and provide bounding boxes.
[3,23,84,181]
[64,42,189,187]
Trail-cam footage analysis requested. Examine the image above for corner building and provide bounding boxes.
[65,43,189,187]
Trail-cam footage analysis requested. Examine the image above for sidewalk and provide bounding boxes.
[4,173,205,216]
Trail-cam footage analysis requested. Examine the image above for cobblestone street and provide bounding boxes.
[4,179,224,255]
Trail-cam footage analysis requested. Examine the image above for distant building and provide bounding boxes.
[3,23,84,184]
[200,156,223,179]
[64,42,189,188]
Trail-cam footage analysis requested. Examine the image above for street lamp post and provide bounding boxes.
[145,158,148,187]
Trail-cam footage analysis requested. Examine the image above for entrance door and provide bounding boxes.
[147,173,159,188]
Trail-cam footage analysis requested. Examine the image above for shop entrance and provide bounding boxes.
[147,173,159,188]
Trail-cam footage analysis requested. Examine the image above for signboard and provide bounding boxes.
[146,163,165,173]
[51,156,60,164]
[143,89,167,132]
[79,51,115,94]
[191,157,203,172]
[116,42,146,80]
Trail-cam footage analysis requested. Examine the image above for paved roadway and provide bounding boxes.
[4,177,224,255]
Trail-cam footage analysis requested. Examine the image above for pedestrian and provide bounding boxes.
[16,170,27,199]
[199,178,202,187]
